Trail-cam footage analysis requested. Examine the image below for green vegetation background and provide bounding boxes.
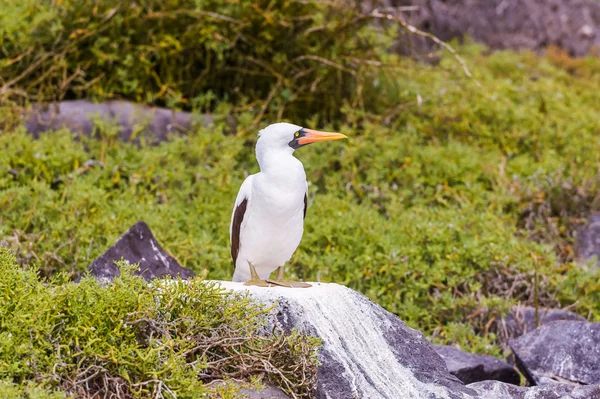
[2,0,600,397]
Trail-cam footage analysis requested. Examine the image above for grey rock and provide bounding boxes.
[218,282,476,399]
[469,380,600,399]
[208,381,290,399]
[468,381,527,398]
[500,305,585,341]
[576,213,600,265]
[88,221,194,283]
[381,0,600,57]
[22,100,217,143]
[509,321,600,385]
[433,344,520,385]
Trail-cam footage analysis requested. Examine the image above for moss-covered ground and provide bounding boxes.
[2,0,600,396]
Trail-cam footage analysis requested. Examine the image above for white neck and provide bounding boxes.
[255,141,305,186]
[256,138,293,170]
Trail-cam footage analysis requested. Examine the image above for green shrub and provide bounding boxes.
[0,0,390,121]
[0,380,66,399]
[0,248,319,398]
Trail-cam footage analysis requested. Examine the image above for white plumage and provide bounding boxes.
[229,123,346,285]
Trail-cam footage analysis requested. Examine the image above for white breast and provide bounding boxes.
[232,156,307,281]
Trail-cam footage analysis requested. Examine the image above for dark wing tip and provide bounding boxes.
[231,198,248,267]
[303,193,307,219]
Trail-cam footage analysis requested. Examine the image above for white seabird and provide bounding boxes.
[230,122,347,287]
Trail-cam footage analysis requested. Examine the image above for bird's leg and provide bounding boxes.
[268,265,311,288]
[276,265,285,281]
[243,262,273,287]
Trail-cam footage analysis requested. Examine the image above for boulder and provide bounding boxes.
[87,221,194,283]
[218,281,476,399]
[433,344,520,385]
[509,321,600,385]
[388,0,600,57]
[22,100,216,143]
[500,305,586,341]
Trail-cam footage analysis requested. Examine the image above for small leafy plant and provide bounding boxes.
[0,248,320,398]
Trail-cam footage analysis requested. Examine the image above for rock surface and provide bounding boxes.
[23,100,215,142]
[469,380,600,399]
[509,321,600,385]
[87,221,194,283]
[218,281,475,399]
[237,385,290,399]
[500,305,586,341]
[208,381,290,399]
[390,0,600,57]
[433,344,520,385]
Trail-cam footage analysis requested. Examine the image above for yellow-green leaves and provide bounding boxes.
[0,250,319,397]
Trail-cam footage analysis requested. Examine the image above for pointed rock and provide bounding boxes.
[87,221,194,283]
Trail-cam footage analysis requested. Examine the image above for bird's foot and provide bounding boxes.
[267,279,312,288]
[243,279,275,287]
[267,266,312,288]
[243,262,275,287]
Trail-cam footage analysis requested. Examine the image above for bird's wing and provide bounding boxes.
[303,184,308,219]
[230,175,254,267]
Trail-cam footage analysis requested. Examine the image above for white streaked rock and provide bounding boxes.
[217,281,475,399]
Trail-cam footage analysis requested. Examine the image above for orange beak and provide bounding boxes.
[297,128,348,146]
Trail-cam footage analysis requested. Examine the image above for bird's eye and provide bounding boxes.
[295,132,299,137]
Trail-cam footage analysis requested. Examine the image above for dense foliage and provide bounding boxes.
[3,45,600,359]
[0,248,319,398]
[0,0,388,121]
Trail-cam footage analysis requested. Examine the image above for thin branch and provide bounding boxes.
[368,9,482,88]
[291,55,356,76]
[252,80,282,127]
[147,9,245,25]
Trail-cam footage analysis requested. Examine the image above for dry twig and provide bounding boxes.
[368,9,482,88]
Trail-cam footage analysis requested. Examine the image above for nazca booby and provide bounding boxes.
[230,123,347,287]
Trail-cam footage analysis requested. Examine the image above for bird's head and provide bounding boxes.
[257,122,347,155]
